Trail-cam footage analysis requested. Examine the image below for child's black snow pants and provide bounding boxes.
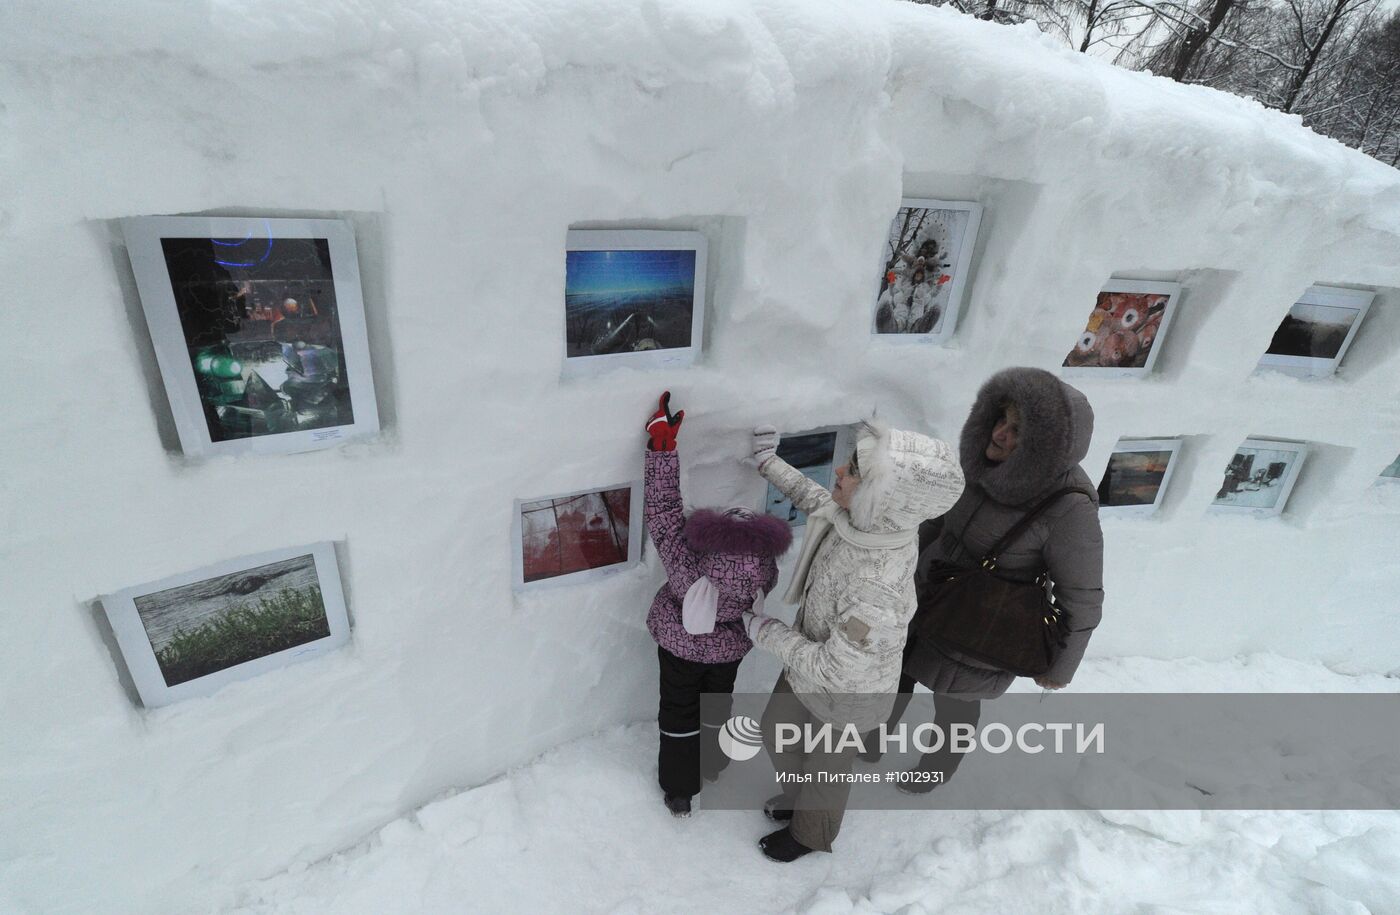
[657,645,742,799]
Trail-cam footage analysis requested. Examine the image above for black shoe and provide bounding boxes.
[762,794,793,822]
[664,794,692,818]
[759,826,816,862]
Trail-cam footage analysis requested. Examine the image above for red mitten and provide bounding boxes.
[646,391,684,451]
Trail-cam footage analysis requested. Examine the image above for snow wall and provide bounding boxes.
[3,0,1399,911]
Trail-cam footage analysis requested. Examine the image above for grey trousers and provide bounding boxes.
[759,673,858,852]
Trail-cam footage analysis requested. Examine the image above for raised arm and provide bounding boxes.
[750,426,835,517]
[644,450,700,592]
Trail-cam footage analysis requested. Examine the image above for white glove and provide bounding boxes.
[742,610,773,641]
[749,425,779,468]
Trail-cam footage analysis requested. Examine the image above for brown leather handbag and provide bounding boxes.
[918,488,1080,678]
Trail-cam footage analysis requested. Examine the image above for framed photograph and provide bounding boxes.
[1062,280,1182,378]
[1378,454,1400,485]
[1096,438,1183,517]
[512,481,643,590]
[100,542,350,708]
[762,425,857,526]
[1209,438,1309,517]
[122,216,379,458]
[563,230,707,375]
[872,199,983,343]
[1255,285,1375,378]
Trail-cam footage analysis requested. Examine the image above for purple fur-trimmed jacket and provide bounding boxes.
[645,451,792,664]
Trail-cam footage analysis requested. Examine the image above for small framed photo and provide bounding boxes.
[1062,280,1182,378]
[512,481,643,590]
[1210,438,1309,517]
[1255,285,1375,378]
[563,230,707,375]
[762,425,857,526]
[122,216,379,458]
[1096,438,1183,517]
[100,542,350,708]
[1378,454,1400,485]
[872,199,983,343]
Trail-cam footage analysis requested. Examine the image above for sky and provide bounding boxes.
[565,249,697,296]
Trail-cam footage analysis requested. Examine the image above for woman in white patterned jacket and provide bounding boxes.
[741,420,964,862]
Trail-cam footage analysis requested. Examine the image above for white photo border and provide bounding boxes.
[871,198,984,345]
[756,423,858,526]
[511,479,644,591]
[1098,437,1184,518]
[122,215,380,458]
[1255,285,1376,378]
[1208,437,1310,518]
[562,230,708,377]
[100,541,351,709]
[1376,453,1400,486]
[1061,278,1184,379]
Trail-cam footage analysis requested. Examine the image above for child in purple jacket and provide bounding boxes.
[644,392,792,818]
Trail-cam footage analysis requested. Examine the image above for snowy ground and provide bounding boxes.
[230,654,1400,915]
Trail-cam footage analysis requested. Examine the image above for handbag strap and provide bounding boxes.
[979,487,1084,570]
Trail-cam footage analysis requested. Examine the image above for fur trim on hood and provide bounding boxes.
[848,420,965,534]
[960,367,1095,506]
[684,509,793,557]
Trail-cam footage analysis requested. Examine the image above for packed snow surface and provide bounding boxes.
[230,655,1400,915]
[2,0,1398,912]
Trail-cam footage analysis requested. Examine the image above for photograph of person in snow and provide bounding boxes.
[873,205,968,335]
[640,392,792,820]
[564,248,697,356]
[742,420,964,861]
[873,367,1105,791]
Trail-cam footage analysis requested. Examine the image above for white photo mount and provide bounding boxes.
[100,541,350,708]
[1255,285,1376,379]
[511,479,644,591]
[122,215,379,458]
[562,229,708,377]
[757,424,859,526]
[1098,437,1183,518]
[1377,454,1400,485]
[872,198,983,345]
[1061,279,1183,379]
[1208,437,1310,518]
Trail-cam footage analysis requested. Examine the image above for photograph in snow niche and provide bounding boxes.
[563,230,706,374]
[1097,438,1182,516]
[123,216,378,457]
[100,542,350,708]
[1256,285,1375,378]
[1210,439,1309,516]
[1062,280,1181,377]
[873,199,982,343]
[763,426,854,526]
[513,482,643,589]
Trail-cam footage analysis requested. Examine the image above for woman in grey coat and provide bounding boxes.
[881,366,1105,786]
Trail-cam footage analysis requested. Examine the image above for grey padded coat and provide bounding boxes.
[754,423,964,732]
[906,367,1105,699]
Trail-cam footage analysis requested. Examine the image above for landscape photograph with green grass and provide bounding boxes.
[134,554,331,686]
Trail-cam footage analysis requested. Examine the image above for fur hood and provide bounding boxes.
[959,367,1095,506]
[848,421,965,534]
[683,509,792,557]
